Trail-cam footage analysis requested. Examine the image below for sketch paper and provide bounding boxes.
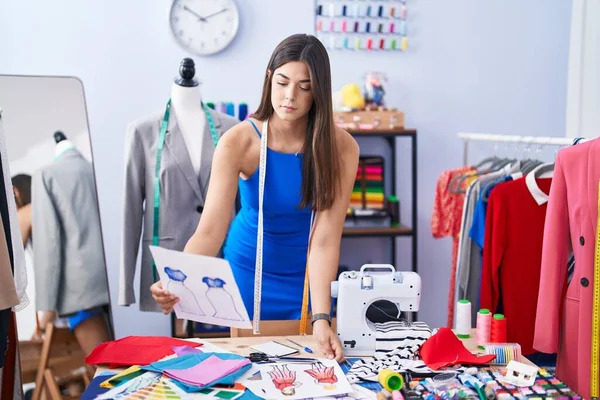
[250,341,299,357]
[149,246,251,329]
[258,359,353,400]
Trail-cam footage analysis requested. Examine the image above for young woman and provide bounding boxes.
[151,33,359,361]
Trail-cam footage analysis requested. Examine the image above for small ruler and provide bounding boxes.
[592,180,600,399]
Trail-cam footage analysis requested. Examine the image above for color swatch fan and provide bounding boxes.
[121,379,189,399]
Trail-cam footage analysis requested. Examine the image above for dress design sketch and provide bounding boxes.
[165,267,204,315]
[202,277,243,320]
[268,364,302,396]
[304,362,338,389]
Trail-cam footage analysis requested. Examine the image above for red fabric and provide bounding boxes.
[85,336,203,368]
[480,177,551,355]
[419,328,495,370]
[431,166,474,328]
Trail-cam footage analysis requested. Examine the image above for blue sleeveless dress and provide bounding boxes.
[222,120,312,320]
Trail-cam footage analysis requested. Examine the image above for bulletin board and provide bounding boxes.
[315,0,408,51]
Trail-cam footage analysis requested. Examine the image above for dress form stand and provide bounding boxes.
[53,131,75,158]
[171,58,206,175]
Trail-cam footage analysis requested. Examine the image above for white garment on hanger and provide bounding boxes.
[0,108,28,311]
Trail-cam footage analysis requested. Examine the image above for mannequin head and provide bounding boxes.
[12,174,31,209]
[253,34,340,211]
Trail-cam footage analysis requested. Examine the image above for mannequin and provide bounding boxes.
[53,131,75,158]
[171,58,205,175]
[119,59,240,314]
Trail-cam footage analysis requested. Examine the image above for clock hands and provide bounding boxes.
[183,5,207,22]
[201,8,229,20]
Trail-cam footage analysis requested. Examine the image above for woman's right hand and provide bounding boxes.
[150,281,179,314]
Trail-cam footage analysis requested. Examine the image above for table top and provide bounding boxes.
[94,329,533,377]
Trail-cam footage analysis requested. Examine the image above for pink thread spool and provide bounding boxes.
[476,309,492,349]
[392,391,404,400]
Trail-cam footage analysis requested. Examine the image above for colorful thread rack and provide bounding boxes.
[351,156,385,209]
[315,0,408,51]
[205,102,249,121]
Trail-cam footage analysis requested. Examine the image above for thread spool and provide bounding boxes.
[238,103,248,121]
[390,22,395,33]
[341,20,347,32]
[476,309,492,349]
[206,102,215,110]
[400,37,408,51]
[216,102,227,114]
[378,369,404,392]
[490,314,507,343]
[225,102,235,116]
[455,299,472,339]
[391,391,404,400]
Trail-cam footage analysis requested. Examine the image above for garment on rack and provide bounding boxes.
[455,162,521,322]
[119,109,239,311]
[431,166,474,327]
[468,172,522,249]
[31,148,109,316]
[479,175,551,355]
[533,138,600,399]
[0,114,27,311]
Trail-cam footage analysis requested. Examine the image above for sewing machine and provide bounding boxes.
[331,264,422,356]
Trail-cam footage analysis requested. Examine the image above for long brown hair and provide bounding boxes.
[252,34,341,211]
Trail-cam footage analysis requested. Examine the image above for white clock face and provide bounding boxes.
[170,0,240,56]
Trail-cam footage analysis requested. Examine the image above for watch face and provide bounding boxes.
[170,0,240,56]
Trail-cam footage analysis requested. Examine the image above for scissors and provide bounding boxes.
[247,352,317,364]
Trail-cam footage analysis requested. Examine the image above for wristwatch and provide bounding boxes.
[311,313,332,326]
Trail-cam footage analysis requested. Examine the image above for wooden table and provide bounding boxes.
[95,329,534,377]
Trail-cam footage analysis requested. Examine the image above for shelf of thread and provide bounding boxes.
[315,0,408,51]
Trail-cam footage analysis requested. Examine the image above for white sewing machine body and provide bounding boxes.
[331,264,422,356]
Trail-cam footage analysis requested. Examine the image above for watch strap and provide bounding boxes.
[311,313,331,326]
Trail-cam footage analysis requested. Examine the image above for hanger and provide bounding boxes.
[530,162,554,179]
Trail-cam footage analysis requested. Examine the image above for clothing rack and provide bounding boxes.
[458,132,578,165]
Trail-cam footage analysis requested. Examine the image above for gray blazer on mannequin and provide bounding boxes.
[119,108,239,312]
[31,149,110,316]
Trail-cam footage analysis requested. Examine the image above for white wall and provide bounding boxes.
[0,0,572,337]
[565,0,600,139]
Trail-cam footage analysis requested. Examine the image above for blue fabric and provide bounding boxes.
[67,309,102,331]
[223,120,312,320]
[469,175,513,250]
[141,352,252,392]
[80,372,115,400]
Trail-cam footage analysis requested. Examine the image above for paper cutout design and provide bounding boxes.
[305,362,338,389]
[259,359,352,400]
[268,364,303,396]
[203,277,244,320]
[149,246,251,329]
[165,267,205,316]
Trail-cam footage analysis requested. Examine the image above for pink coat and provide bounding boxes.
[534,137,600,399]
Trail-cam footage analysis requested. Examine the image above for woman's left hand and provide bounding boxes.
[312,320,345,362]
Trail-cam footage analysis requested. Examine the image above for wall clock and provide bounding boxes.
[170,0,240,56]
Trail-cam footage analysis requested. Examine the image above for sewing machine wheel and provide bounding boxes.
[366,300,406,324]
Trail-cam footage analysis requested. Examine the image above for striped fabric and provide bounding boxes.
[346,322,466,383]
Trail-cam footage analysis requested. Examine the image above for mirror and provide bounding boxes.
[0,75,114,393]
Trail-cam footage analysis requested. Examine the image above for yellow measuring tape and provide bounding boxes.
[299,211,317,335]
[592,180,600,399]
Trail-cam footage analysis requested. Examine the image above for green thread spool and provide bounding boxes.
[391,38,397,50]
[378,369,404,392]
